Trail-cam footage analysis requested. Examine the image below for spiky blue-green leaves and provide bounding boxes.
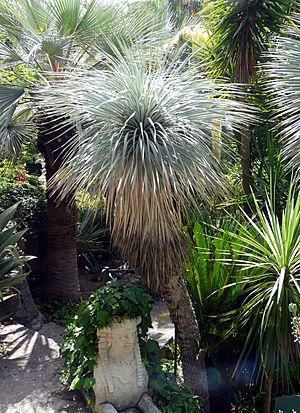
[264,17,300,174]
[40,50,255,291]
[0,0,170,155]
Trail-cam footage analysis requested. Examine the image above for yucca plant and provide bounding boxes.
[0,0,170,300]
[0,203,32,301]
[218,188,300,413]
[264,16,300,176]
[201,0,295,195]
[37,48,254,411]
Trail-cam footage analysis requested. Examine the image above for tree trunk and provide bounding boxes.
[37,118,81,301]
[235,27,255,196]
[14,280,44,330]
[163,275,210,413]
[241,127,251,195]
[262,371,273,413]
[44,195,80,300]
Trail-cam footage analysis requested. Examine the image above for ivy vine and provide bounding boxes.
[60,280,153,391]
[60,279,200,412]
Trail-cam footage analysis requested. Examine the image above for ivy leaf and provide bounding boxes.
[83,377,96,390]
[96,310,110,327]
[122,288,137,303]
[70,376,84,390]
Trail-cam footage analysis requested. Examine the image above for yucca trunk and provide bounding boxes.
[262,361,274,413]
[37,120,81,301]
[163,275,210,413]
[241,127,251,195]
[236,27,255,196]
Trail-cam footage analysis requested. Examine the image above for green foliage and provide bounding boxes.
[60,280,199,412]
[76,203,108,267]
[0,65,37,87]
[0,161,46,232]
[264,16,300,176]
[202,0,295,80]
[218,187,300,387]
[40,46,255,293]
[164,0,202,28]
[0,344,10,355]
[185,215,246,342]
[0,203,33,300]
[36,298,80,328]
[60,281,153,392]
[142,339,200,412]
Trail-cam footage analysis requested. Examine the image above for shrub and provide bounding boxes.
[0,160,46,233]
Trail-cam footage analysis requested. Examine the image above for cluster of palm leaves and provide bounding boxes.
[0,0,170,153]
[221,190,300,386]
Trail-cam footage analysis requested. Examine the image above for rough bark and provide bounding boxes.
[37,118,81,301]
[262,372,273,413]
[235,27,255,197]
[241,127,252,196]
[163,275,210,413]
[14,280,44,330]
[44,196,80,300]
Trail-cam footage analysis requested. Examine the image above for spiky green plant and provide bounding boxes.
[201,0,295,195]
[36,48,255,409]
[202,0,295,81]
[218,187,300,411]
[186,215,245,343]
[264,16,300,174]
[0,203,32,301]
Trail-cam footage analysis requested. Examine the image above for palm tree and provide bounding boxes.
[218,189,300,413]
[202,0,294,195]
[39,48,254,411]
[0,0,169,300]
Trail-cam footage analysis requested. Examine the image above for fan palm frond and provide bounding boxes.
[0,0,171,73]
[0,85,33,155]
[0,85,24,111]
[39,49,256,291]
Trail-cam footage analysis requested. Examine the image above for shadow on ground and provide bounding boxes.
[0,322,86,413]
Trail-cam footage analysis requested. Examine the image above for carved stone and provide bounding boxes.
[93,317,161,413]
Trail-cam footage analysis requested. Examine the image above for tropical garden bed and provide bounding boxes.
[1,0,300,412]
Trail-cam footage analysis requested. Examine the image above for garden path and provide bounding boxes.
[0,321,86,413]
[0,301,174,413]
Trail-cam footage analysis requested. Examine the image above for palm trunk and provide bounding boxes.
[37,118,81,301]
[163,275,210,413]
[44,195,80,300]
